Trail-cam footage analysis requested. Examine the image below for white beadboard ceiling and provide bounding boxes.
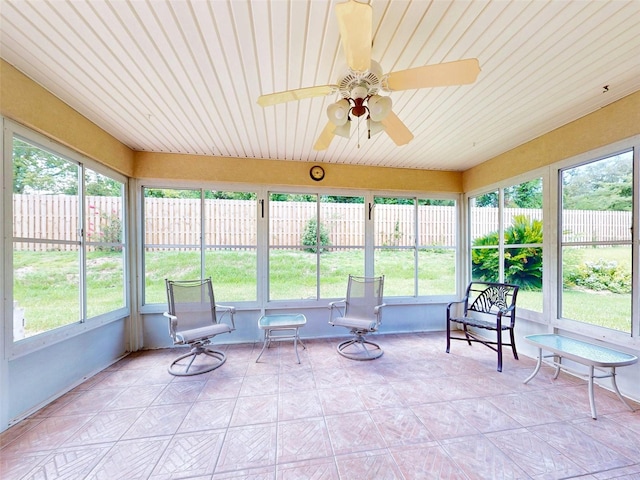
[1,0,639,172]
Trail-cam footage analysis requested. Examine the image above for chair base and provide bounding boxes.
[168,345,226,376]
[337,336,383,361]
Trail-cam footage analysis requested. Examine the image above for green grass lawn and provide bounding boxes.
[12,246,632,337]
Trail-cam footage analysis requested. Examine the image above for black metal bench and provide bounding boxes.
[446,282,520,372]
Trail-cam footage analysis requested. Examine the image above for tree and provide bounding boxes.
[562,154,632,211]
[13,140,78,194]
[504,179,542,208]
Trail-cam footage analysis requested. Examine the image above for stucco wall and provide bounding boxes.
[462,91,640,191]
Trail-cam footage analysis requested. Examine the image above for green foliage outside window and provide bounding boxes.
[301,218,331,253]
[472,215,543,289]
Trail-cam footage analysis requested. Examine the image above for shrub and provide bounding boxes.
[91,211,123,252]
[472,215,542,289]
[301,218,331,253]
[565,259,631,294]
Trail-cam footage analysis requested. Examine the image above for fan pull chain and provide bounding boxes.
[357,117,361,148]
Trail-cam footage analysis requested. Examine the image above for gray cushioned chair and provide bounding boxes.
[164,278,235,376]
[329,275,385,360]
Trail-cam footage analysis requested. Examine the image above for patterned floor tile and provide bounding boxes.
[215,424,277,473]
[63,408,145,445]
[53,388,125,416]
[277,418,332,464]
[441,435,530,479]
[324,412,385,455]
[278,369,315,393]
[0,418,43,448]
[276,457,339,479]
[179,398,236,432]
[369,407,434,446]
[104,384,167,410]
[486,427,586,478]
[1,414,94,454]
[448,397,523,433]
[335,450,404,480]
[0,451,50,480]
[357,383,405,410]
[239,374,279,396]
[487,392,566,426]
[152,379,206,405]
[121,403,191,439]
[278,390,323,421]
[231,395,278,426]
[529,422,636,472]
[212,465,275,479]
[20,444,113,480]
[198,376,244,401]
[312,367,353,390]
[5,334,640,480]
[317,386,367,416]
[411,402,481,440]
[572,412,640,458]
[84,437,171,479]
[390,443,468,480]
[150,430,225,478]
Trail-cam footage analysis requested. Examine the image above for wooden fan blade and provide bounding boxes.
[313,122,336,150]
[257,85,337,107]
[381,111,414,146]
[385,58,481,91]
[335,0,372,73]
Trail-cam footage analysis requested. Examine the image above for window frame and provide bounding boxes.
[4,120,129,359]
[137,182,462,309]
[555,146,637,341]
[466,171,547,322]
[140,184,260,307]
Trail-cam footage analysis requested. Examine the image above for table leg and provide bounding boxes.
[609,367,636,413]
[588,365,597,419]
[256,328,269,363]
[524,347,543,384]
[294,327,301,364]
[553,355,561,379]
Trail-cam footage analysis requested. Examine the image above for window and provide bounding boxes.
[375,197,457,297]
[143,188,257,304]
[470,191,499,283]
[85,168,126,318]
[470,178,543,312]
[12,135,126,341]
[204,191,257,302]
[269,193,365,300]
[560,152,632,333]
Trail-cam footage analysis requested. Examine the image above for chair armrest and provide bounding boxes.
[373,303,386,315]
[163,312,178,340]
[216,304,236,330]
[328,299,346,322]
[373,302,386,326]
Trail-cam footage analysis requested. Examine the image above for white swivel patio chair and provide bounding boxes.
[329,275,386,360]
[164,278,235,376]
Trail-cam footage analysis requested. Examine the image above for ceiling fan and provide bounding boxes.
[257,0,481,150]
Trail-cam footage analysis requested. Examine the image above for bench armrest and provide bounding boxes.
[446,296,468,319]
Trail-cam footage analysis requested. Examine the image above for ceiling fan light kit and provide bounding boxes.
[257,0,481,151]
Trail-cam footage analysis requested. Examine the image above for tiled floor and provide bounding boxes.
[2,332,640,479]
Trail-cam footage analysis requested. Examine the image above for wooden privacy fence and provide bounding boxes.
[13,195,632,251]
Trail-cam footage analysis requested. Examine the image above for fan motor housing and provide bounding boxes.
[338,60,385,99]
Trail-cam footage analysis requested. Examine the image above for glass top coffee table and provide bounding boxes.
[256,313,307,364]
